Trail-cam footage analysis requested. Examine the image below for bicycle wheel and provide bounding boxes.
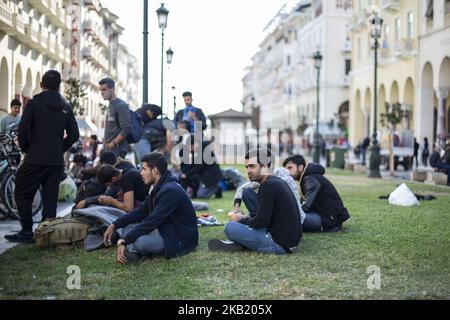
[1,172,43,220]
[0,173,10,220]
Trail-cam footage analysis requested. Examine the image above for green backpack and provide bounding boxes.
[34,217,91,249]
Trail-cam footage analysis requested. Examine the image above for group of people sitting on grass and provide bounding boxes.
[74,147,349,264]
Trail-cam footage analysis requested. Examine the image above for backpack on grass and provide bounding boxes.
[34,217,92,249]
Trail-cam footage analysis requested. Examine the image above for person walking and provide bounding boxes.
[413,138,420,168]
[421,137,430,167]
[99,78,131,158]
[5,70,79,243]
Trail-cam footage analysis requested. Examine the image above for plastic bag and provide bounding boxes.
[388,183,420,207]
[58,176,77,202]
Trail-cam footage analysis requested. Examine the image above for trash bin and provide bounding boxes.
[331,147,346,169]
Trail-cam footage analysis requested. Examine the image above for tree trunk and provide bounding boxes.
[389,131,394,177]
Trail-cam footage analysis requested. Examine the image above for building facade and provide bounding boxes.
[417,0,450,145]
[242,0,353,139]
[0,0,71,115]
[0,0,140,137]
[348,0,420,148]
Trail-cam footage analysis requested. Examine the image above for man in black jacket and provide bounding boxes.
[283,155,350,233]
[103,153,198,263]
[5,70,79,243]
[174,92,207,134]
[209,149,302,254]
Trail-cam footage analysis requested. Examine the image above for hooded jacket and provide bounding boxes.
[113,171,199,259]
[18,90,79,166]
[299,163,350,228]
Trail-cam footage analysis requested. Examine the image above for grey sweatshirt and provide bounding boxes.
[104,98,131,144]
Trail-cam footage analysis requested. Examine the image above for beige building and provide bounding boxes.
[0,0,71,115]
[349,0,420,148]
[242,0,353,139]
[417,0,450,145]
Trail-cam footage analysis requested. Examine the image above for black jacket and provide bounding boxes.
[18,90,79,166]
[175,108,207,131]
[181,142,223,188]
[299,163,350,228]
[113,171,199,259]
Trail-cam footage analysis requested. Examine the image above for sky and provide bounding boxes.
[101,0,298,117]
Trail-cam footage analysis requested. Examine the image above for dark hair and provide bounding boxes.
[99,151,117,165]
[73,154,87,166]
[41,70,61,91]
[10,99,22,108]
[245,148,273,168]
[178,120,192,132]
[182,91,192,98]
[97,165,121,185]
[283,155,306,168]
[141,153,168,175]
[90,135,98,141]
[99,78,115,89]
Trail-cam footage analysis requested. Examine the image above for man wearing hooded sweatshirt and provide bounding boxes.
[5,70,79,243]
[103,153,199,263]
[283,155,350,233]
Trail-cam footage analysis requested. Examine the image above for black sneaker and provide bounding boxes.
[5,231,34,244]
[208,239,245,252]
[124,248,145,263]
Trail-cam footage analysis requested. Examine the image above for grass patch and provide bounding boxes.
[0,170,449,300]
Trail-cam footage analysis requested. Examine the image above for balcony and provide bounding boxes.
[25,24,40,47]
[0,1,13,32]
[48,36,56,55]
[84,0,100,12]
[28,0,51,16]
[39,30,48,50]
[382,0,401,12]
[394,39,416,59]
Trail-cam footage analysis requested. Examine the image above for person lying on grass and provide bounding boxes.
[103,153,199,264]
[283,155,350,233]
[76,164,149,213]
[208,148,302,255]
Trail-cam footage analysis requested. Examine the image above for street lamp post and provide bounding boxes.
[368,11,383,178]
[172,86,176,120]
[156,3,169,116]
[313,51,323,164]
[143,0,149,103]
[166,47,174,117]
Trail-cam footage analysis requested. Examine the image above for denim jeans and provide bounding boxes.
[122,224,165,256]
[197,184,218,199]
[134,138,152,162]
[224,221,291,255]
[242,189,257,217]
[436,163,450,185]
[303,213,323,233]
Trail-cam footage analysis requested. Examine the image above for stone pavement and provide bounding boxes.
[0,201,74,255]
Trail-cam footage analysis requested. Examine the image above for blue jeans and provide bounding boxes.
[134,138,152,162]
[303,213,323,233]
[242,189,257,217]
[436,163,450,185]
[122,224,165,256]
[224,221,291,255]
[197,184,218,199]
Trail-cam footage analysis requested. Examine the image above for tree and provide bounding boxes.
[380,102,407,176]
[64,78,87,117]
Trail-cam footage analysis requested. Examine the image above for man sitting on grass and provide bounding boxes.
[209,149,302,255]
[283,155,350,233]
[103,153,199,263]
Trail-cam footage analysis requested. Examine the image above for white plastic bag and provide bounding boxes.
[388,183,420,207]
[58,176,77,202]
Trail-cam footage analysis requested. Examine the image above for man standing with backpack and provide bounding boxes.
[5,70,79,243]
[99,78,131,159]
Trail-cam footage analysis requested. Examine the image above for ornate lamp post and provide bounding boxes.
[156,3,169,113]
[313,51,323,164]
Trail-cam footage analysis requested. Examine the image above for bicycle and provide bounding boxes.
[0,123,43,220]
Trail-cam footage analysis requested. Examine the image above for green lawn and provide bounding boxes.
[0,169,449,300]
